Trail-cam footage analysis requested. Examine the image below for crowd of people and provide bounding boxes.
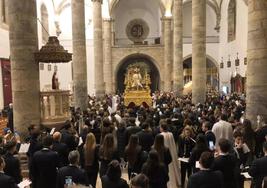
[1,92,267,188]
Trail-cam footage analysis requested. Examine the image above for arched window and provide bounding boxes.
[41,4,49,43]
[228,0,236,42]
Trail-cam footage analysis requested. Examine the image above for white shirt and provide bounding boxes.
[212,120,233,146]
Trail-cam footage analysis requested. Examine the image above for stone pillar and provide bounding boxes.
[8,0,40,137]
[192,0,206,104]
[111,19,115,46]
[246,0,267,126]
[92,0,105,97]
[163,17,172,92]
[71,0,88,111]
[0,0,3,22]
[103,18,113,94]
[173,0,183,96]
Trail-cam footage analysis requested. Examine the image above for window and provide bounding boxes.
[41,4,49,43]
[228,0,236,42]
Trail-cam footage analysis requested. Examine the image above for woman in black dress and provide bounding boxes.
[178,126,195,187]
[99,133,120,177]
[124,134,146,180]
[80,133,99,188]
[142,150,169,188]
[152,134,172,172]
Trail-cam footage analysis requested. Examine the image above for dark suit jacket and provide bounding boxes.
[124,126,142,145]
[0,172,18,188]
[137,130,154,152]
[249,156,267,188]
[57,165,89,188]
[212,154,238,188]
[60,129,78,151]
[31,148,60,188]
[3,152,22,184]
[52,141,69,166]
[187,170,223,188]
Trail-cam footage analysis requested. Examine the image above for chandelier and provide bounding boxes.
[35,36,72,63]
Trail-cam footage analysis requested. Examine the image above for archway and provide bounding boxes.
[183,56,219,90]
[116,55,160,94]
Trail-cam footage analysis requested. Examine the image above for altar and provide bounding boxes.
[123,65,152,107]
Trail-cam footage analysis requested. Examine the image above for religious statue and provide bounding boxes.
[52,71,59,90]
[124,65,151,91]
[131,67,143,89]
[123,65,152,106]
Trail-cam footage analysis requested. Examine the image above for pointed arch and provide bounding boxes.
[109,0,165,16]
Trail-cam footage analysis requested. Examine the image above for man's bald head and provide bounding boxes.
[53,132,61,142]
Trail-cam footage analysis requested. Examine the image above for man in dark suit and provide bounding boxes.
[0,156,18,188]
[137,122,154,152]
[52,132,69,166]
[60,122,79,151]
[57,150,88,188]
[212,138,238,188]
[249,142,267,188]
[31,135,60,188]
[3,141,22,184]
[187,151,223,188]
[202,121,216,147]
[124,117,142,145]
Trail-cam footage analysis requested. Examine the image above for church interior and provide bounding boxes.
[0,0,267,188]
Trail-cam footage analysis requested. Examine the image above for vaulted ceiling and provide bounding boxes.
[50,0,248,33]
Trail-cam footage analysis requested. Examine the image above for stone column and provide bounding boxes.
[103,18,113,94]
[0,0,3,22]
[161,18,165,45]
[246,0,267,126]
[92,0,105,97]
[192,0,206,104]
[111,19,115,46]
[8,0,40,137]
[163,17,172,92]
[173,0,183,96]
[71,0,88,111]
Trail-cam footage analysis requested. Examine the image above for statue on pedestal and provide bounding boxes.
[52,71,59,90]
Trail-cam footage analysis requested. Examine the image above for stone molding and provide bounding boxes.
[91,0,102,4]
[103,18,114,22]
[161,17,172,21]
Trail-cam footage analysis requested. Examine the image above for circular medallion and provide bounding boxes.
[126,19,149,43]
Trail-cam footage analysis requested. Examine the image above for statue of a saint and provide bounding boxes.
[131,67,143,89]
[52,71,59,90]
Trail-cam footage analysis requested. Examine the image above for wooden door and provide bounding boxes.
[1,59,12,107]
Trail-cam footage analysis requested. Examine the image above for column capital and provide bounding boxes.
[92,0,102,4]
[161,16,172,21]
[103,18,114,22]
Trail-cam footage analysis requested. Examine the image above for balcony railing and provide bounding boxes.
[40,90,71,128]
[114,37,162,47]
[114,35,219,47]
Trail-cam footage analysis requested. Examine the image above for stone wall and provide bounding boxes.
[111,45,164,90]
